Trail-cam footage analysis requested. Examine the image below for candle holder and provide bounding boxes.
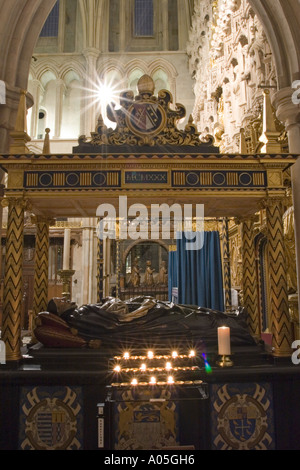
[216,355,233,367]
[58,269,75,299]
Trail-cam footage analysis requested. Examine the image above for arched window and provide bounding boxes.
[134,0,154,37]
[40,1,60,38]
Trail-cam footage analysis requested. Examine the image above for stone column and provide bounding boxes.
[63,228,71,270]
[119,0,126,52]
[1,197,29,361]
[82,48,100,136]
[239,216,260,338]
[272,87,300,309]
[54,79,66,139]
[263,197,293,357]
[9,89,31,153]
[81,218,97,305]
[161,0,169,50]
[29,80,42,139]
[31,217,53,318]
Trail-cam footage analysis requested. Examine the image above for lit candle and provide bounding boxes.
[147,351,154,359]
[189,350,196,358]
[167,376,174,384]
[140,363,147,372]
[131,378,138,386]
[171,351,178,359]
[123,352,130,360]
[218,327,231,355]
[114,365,121,373]
[150,376,156,385]
[165,362,172,371]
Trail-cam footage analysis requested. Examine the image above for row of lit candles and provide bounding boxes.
[113,364,199,373]
[111,379,204,388]
[115,350,197,361]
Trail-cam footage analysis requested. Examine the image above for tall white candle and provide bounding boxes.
[218,326,231,355]
[63,228,71,270]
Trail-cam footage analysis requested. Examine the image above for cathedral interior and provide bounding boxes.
[0,0,300,452]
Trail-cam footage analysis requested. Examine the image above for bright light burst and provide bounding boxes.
[79,75,126,127]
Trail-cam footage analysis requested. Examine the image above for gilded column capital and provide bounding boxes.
[1,196,31,211]
[259,196,288,210]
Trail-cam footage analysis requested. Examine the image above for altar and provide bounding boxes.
[1,343,300,450]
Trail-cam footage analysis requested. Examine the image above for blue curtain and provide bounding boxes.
[168,250,178,301]
[169,231,224,311]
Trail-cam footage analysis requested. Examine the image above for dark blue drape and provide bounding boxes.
[168,250,178,301]
[168,231,224,311]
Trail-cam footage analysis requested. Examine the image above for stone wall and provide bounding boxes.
[187,0,278,152]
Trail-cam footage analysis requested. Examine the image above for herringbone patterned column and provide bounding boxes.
[264,198,293,357]
[222,218,232,311]
[97,236,103,303]
[240,218,260,338]
[32,217,53,318]
[2,198,28,361]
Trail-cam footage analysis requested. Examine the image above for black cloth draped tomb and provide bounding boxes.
[55,297,256,349]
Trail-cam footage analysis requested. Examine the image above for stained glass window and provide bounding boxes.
[134,0,154,37]
[40,1,60,37]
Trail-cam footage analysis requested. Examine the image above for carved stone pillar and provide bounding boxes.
[82,48,100,136]
[32,216,53,318]
[240,216,260,338]
[29,80,43,139]
[263,197,293,357]
[9,89,31,154]
[81,218,97,305]
[1,197,29,361]
[54,79,66,139]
